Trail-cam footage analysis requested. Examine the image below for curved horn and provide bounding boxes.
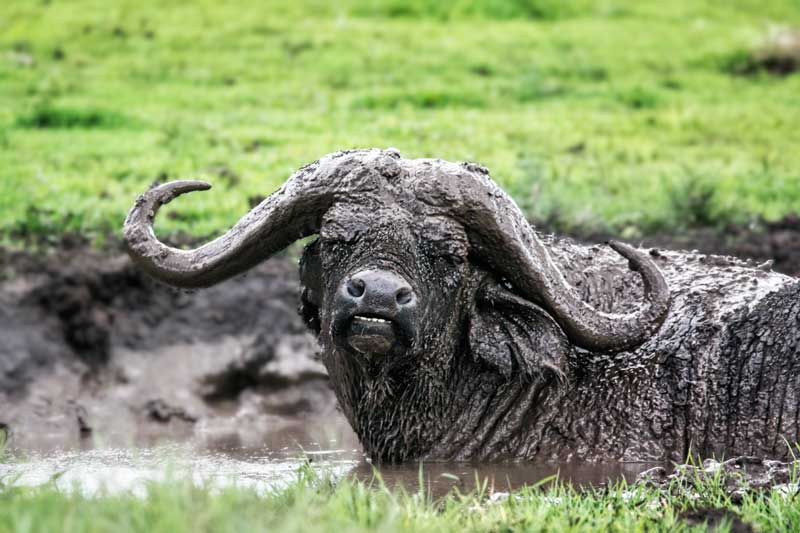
[420,164,671,353]
[123,152,366,288]
[125,149,669,352]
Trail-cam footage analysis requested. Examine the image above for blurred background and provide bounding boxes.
[1,0,799,245]
[0,0,799,482]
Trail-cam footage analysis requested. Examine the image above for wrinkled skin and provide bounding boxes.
[123,149,800,463]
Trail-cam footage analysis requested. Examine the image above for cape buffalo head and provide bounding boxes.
[124,148,670,461]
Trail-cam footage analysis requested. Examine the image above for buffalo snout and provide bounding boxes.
[344,270,416,313]
[333,270,418,359]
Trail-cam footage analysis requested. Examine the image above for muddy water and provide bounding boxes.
[352,461,665,496]
[2,416,664,497]
[0,446,357,497]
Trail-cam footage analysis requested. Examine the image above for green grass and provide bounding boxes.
[1,462,798,532]
[14,105,137,130]
[1,0,799,243]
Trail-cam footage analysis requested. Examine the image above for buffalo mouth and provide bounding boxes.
[346,314,398,357]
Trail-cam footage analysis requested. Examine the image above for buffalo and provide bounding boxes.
[124,148,800,463]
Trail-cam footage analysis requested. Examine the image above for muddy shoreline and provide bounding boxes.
[0,239,348,452]
[559,215,800,279]
[1,217,799,454]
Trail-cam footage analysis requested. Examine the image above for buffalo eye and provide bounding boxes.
[424,241,467,268]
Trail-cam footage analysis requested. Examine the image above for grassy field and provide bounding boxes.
[1,0,800,245]
[1,463,799,533]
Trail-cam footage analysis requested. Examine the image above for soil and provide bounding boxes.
[1,216,799,453]
[565,215,800,279]
[0,238,344,452]
[678,509,752,532]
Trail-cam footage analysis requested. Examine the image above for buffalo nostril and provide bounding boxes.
[346,278,366,298]
[396,288,414,305]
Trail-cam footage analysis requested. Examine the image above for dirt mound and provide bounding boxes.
[570,215,800,279]
[725,29,800,77]
[0,242,340,451]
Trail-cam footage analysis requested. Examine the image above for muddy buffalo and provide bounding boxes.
[124,148,800,463]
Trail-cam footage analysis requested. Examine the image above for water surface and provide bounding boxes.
[1,416,664,497]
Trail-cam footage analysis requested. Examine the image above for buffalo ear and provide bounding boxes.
[298,238,323,334]
[468,281,571,382]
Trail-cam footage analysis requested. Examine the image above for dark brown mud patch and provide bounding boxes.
[722,30,800,77]
[679,508,752,532]
[560,215,800,278]
[0,241,342,452]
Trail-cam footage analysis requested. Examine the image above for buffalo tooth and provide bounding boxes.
[355,316,390,324]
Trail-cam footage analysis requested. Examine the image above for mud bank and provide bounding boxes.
[2,216,799,453]
[572,215,800,278]
[0,241,350,452]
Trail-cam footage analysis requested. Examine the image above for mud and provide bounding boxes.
[0,239,345,452]
[568,215,800,278]
[0,437,361,497]
[638,456,800,520]
[679,509,752,532]
[349,460,664,495]
[0,443,663,498]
